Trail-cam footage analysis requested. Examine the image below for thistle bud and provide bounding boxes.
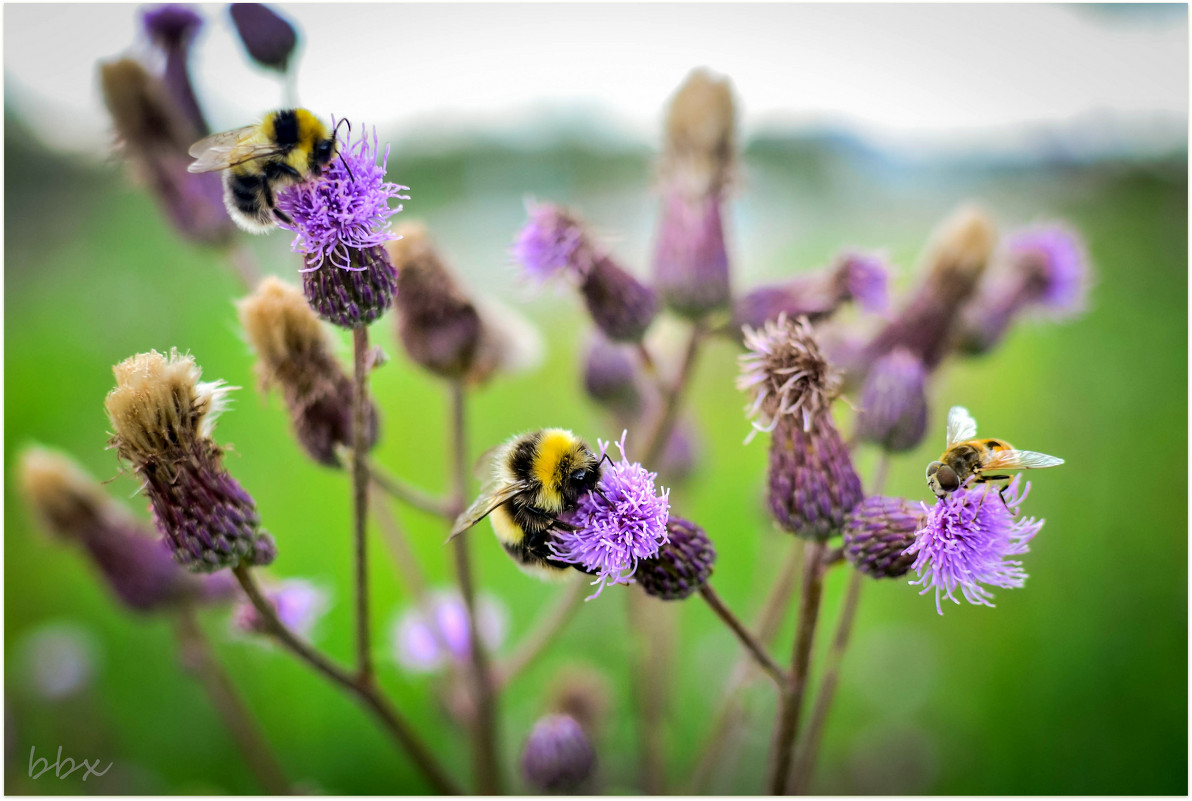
[229,3,298,73]
[141,4,208,135]
[104,350,275,572]
[855,348,928,453]
[98,58,232,245]
[863,206,994,372]
[514,204,657,342]
[842,496,923,579]
[387,223,483,378]
[738,315,862,539]
[236,277,378,466]
[19,446,206,612]
[635,516,716,601]
[581,332,644,416]
[520,714,596,794]
[958,225,1089,355]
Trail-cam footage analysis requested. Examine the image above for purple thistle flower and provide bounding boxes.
[837,251,891,314]
[552,434,671,598]
[392,591,508,673]
[229,3,298,73]
[513,204,595,283]
[855,348,929,453]
[907,475,1044,614]
[1006,225,1088,313]
[520,714,597,794]
[233,579,328,640]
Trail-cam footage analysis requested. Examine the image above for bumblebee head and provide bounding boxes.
[926,460,959,498]
[559,446,604,507]
[310,136,336,175]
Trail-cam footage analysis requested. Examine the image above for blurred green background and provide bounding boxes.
[4,44,1188,800]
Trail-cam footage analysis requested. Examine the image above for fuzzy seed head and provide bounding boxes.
[663,68,737,197]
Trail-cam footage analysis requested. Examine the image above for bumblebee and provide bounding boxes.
[927,406,1063,498]
[187,108,339,232]
[451,429,605,578]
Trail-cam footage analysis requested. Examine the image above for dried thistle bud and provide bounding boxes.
[842,496,923,579]
[635,516,716,601]
[237,277,378,467]
[863,206,994,372]
[387,223,483,378]
[662,68,737,198]
[229,3,298,73]
[18,446,217,611]
[520,714,596,794]
[104,350,275,572]
[855,348,928,453]
[98,58,231,245]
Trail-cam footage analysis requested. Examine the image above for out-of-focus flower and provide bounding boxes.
[582,332,644,417]
[237,277,379,466]
[843,496,924,579]
[229,3,298,73]
[233,579,328,640]
[732,252,891,334]
[514,204,657,342]
[552,434,671,597]
[520,713,596,794]
[958,225,1090,354]
[739,314,862,538]
[862,206,995,374]
[105,350,275,572]
[387,222,483,379]
[19,446,226,611]
[141,4,208,135]
[276,124,407,328]
[907,475,1043,614]
[98,58,232,245]
[653,69,737,319]
[855,348,928,453]
[634,516,715,601]
[392,591,508,673]
[17,623,100,701]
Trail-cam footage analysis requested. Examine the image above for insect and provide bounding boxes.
[187,108,341,232]
[450,429,606,579]
[927,405,1063,500]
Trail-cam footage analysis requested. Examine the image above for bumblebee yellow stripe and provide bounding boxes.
[533,428,575,510]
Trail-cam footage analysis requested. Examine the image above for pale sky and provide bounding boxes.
[4,3,1188,158]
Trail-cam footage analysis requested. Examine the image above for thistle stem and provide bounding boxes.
[690,541,803,793]
[790,453,891,793]
[642,323,704,467]
[174,605,291,795]
[369,465,453,520]
[447,379,502,794]
[351,325,373,682]
[495,576,587,690]
[628,587,669,793]
[231,566,460,794]
[767,539,828,794]
[698,584,787,689]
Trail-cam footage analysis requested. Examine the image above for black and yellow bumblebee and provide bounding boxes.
[451,429,605,578]
[187,108,340,232]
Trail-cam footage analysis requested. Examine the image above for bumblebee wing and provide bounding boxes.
[980,449,1064,472]
[946,405,978,446]
[449,481,529,540]
[187,127,281,173]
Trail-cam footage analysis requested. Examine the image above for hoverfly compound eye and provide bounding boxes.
[926,461,941,479]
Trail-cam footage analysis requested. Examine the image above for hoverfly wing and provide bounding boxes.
[448,481,528,541]
[981,449,1064,472]
[946,405,979,446]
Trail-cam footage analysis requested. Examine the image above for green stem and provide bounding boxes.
[698,584,787,689]
[351,326,373,682]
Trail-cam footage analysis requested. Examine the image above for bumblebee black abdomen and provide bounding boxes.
[223,172,277,231]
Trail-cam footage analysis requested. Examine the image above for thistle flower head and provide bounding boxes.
[513,203,595,283]
[277,124,408,274]
[582,333,644,416]
[552,434,671,598]
[520,714,596,794]
[1005,225,1089,315]
[855,348,928,453]
[233,579,328,640]
[142,5,202,49]
[579,255,658,342]
[105,350,275,572]
[738,314,841,441]
[768,412,863,539]
[907,475,1043,614]
[387,222,483,378]
[843,495,924,578]
[392,591,508,672]
[229,3,298,72]
[662,68,737,197]
[653,191,731,319]
[635,516,716,600]
[836,251,890,314]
